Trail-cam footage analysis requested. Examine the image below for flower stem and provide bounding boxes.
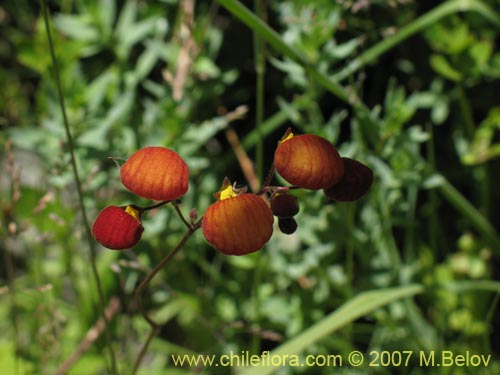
[172,200,193,229]
[141,200,171,212]
[132,215,202,374]
[40,1,118,373]
[253,0,266,181]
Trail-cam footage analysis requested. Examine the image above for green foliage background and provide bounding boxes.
[1,0,500,374]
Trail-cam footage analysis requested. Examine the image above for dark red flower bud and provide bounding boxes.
[120,147,189,201]
[278,217,298,235]
[202,179,274,255]
[270,193,299,218]
[274,132,344,190]
[92,205,144,250]
[324,157,373,202]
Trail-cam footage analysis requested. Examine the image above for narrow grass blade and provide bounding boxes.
[216,0,354,107]
[237,284,424,375]
[437,177,500,254]
[443,280,500,293]
[333,0,500,82]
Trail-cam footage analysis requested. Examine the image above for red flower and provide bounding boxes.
[202,179,274,255]
[274,132,344,190]
[120,147,189,201]
[324,157,373,202]
[92,205,144,250]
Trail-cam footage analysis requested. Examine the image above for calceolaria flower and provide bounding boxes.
[202,178,274,255]
[274,131,344,190]
[120,146,189,201]
[324,157,373,202]
[92,205,144,250]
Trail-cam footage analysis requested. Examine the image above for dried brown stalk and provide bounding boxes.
[54,297,121,375]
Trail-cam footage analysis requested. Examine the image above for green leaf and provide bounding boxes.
[431,99,450,124]
[54,14,99,42]
[193,56,221,79]
[430,54,463,81]
[216,0,353,106]
[151,294,200,326]
[117,18,160,59]
[97,0,116,38]
[86,68,118,114]
[469,40,493,69]
[135,40,163,81]
[0,342,36,375]
[177,109,248,156]
[443,280,500,293]
[437,178,500,253]
[276,96,302,123]
[323,37,361,60]
[237,284,424,375]
[115,0,137,38]
[78,90,135,149]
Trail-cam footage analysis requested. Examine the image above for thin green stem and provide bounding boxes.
[132,327,159,375]
[133,228,189,329]
[456,85,475,138]
[40,1,118,373]
[474,164,491,218]
[425,123,441,255]
[252,69,268,355]
[141,200,171,212]
[377,187,401,282]
[456,85,491,218]
[333,0,500,82]
[220,95,311,170]
[241,96,310,151]
[132,214,202,374]
[238,285,424,375]
[172,201,192,229]
[250,255,264,355]
[2,142,20,374]
[253,0,266,181]
[251,2,269,351]
[403,184,418,262]
[256,163,276,196]
[485,290,500,351]
[344,204,355,295]
[217,0,309,74]
[132,225,200,373]
[216,0,358,108]
[437,177,500,254]
[2,238,19,375]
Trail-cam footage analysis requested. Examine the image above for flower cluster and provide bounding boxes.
[92,129,373,255]
[273,130,373,201]
[92,146,189,250]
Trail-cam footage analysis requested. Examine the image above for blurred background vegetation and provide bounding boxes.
[1,0,500,374]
